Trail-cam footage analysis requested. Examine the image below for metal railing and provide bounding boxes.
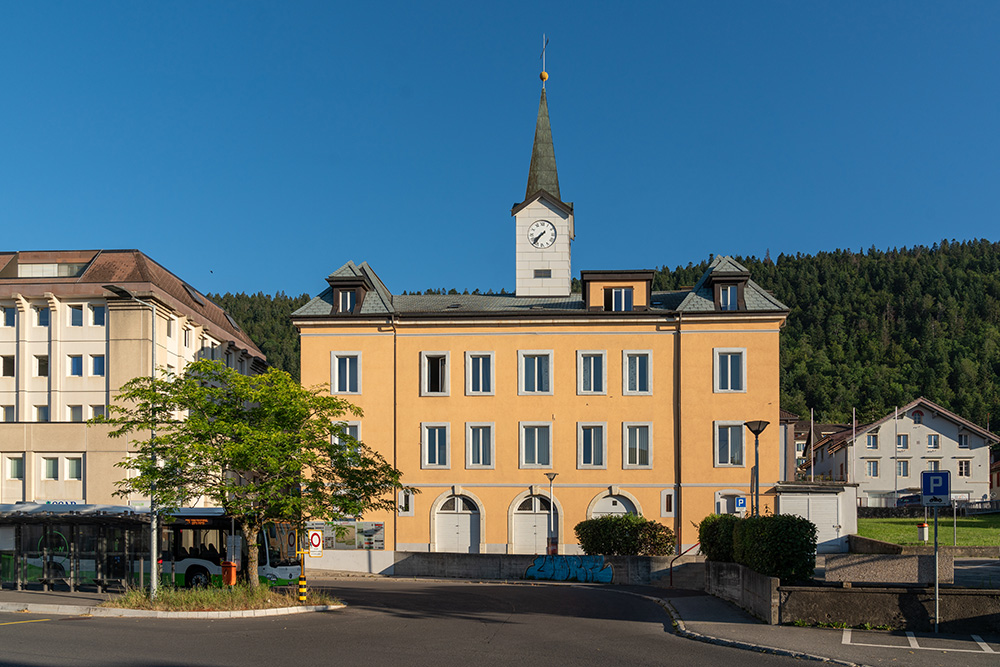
[669,541,701,588]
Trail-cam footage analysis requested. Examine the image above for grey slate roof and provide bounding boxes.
[524,88,560,202]
[292,255,788,318]
[676,255,788,312]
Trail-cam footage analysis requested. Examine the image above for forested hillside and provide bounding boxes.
[214,239,1000,428]
[208,292,311,381]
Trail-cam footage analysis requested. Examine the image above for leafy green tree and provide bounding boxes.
[99,359,405,587]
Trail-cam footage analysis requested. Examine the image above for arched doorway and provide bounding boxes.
[434,495,481,553]
[511,495,557,554]
[590,494,638,518]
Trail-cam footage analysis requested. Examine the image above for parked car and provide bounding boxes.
[896,494,921,507]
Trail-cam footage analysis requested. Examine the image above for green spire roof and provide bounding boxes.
[524,87,561,201]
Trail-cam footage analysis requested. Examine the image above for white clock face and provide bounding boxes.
[528,220,557,249]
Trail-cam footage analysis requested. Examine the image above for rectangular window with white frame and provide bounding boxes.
[42,457,58,480]
[866,460,879,478]
[68,405,83,422]
[897,460,909,477]
[927,434,940,450]
[720,285,738,311]
[465,352,494,395]
[397,489,414,516]
[2,307,14,327]
[714,348,746,393]
[1,406,14,422]
[866,434,878,449]
[958,434,970,449]
[622,350,652,395]
[420,352,449,396]
[69,305,83,327]
[333,421,360,456]
[896,434,908,450]
[577,351,606,395]
[518,351,552,395]
[183,327,191,348]
[958,459,971,477]
[91,405,106,419]
[339,289,356,313]
[421,423,450,469]
[1,356,13,377]
[66,458,82,481]
[623,423,652,468]
[520,422,552,468]
[36,355,48,378]
[605,287,634,312]
[35,307,49,327]
[68,355,83,377]
[7,456,23,480]
[36,405,49,422]
[927,460,940,472]
[465,422,494,469]
[714,422,744,467]
[91,355,105,377]
[660,489,675,518]
[577,423,606,469]
[91,305,106,327]
[330,352,361,394]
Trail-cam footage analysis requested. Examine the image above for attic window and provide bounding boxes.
[446,303,461,309]
[183,283,206,306]
[224,312,241,331]
[719,285,738,311]
[604,287,633,312]
[912,410,923,425]
[17,263,88,278]
[339,289,356,313]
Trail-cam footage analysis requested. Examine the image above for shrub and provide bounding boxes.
[698,513,738,562]
[733,514,817,583]
[574,514,675,556]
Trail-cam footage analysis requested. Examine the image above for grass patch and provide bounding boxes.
[101,585,339,611]
[858,514,1000,546]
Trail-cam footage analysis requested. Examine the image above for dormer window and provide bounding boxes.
[720,285,738,311]
[605,287,633,312]
[339,289,356,313]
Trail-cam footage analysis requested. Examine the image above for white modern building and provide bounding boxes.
[805,397,996,506]
[0,250,265,506]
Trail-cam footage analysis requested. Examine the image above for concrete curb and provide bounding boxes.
[589,588,872,667]
[0,601,344,619]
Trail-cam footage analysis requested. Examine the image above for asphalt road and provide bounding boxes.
[0,580,806,667]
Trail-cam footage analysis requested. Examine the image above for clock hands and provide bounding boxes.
[533,231,546,244]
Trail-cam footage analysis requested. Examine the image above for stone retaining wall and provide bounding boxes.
[825,553,953,584]
[705,561,779,624]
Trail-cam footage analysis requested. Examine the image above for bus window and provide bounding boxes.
[174,528,224,565]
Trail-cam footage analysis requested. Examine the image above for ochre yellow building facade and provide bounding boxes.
[293,85,789,561]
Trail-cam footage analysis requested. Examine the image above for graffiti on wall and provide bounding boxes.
[524,555,614,583]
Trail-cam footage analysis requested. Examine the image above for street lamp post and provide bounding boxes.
[545,472,558,555]
[104,285,159,600]
[745,421,769,517]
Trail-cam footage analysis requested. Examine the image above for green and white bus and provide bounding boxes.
[0,504,300,589]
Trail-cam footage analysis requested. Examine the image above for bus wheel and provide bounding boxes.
[185,567,210,588]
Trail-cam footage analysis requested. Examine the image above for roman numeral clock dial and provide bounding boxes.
[528,220,557,249]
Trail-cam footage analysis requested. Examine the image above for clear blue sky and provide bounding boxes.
[3,2,999,297]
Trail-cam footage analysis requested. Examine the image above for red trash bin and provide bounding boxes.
[222,561,237,586]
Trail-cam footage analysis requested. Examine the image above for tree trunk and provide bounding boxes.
[243,522,261,589]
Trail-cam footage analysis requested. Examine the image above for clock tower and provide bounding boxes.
[513,79,574,297]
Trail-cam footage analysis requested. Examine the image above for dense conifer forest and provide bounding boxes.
[213,239,1000,429]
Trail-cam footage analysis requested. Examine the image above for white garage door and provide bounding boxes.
[512,496,557,554]
[779,494,843,553]
[435,495,480,553]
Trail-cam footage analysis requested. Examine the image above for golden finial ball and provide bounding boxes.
[540,71,548,82]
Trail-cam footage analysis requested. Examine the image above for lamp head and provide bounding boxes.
[745,420,770,436]
[545,472,558,482]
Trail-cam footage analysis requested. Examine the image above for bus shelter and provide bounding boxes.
[0,504,151,592]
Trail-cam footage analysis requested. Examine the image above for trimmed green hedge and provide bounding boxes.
[698,513,738,562]
[698,513,817,583]
[574,514,676,556]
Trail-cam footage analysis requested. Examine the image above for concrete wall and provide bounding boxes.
[779,586,1000,634]
[705,561,779,624]
[392,552,664,585]
[849,534,999,558]
[825,554,953,585]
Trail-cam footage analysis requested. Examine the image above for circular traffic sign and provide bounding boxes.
[309,531,322,548]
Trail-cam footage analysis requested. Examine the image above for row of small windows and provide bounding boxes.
[331,348,747,396]
[1,305,106,328]
[5,455,83,481]
[0,405,106,423]
[864,459,971,478]
[865,433,970,450]
[330,420,748,471]
[0,354,105,378]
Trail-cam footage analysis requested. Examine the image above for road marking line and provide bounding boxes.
[972,635,995,653]
[906,632,919,648]
[841,629,851,645]
[0,619,50,626]
[849,640,990,654]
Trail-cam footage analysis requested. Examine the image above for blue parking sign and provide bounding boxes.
[735,496,746,510]
[921,470,951,507]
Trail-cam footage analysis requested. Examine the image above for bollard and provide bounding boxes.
[298,575,307,603]
[918,522,929,542]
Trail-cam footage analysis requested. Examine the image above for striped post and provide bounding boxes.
[298,574,307,603]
